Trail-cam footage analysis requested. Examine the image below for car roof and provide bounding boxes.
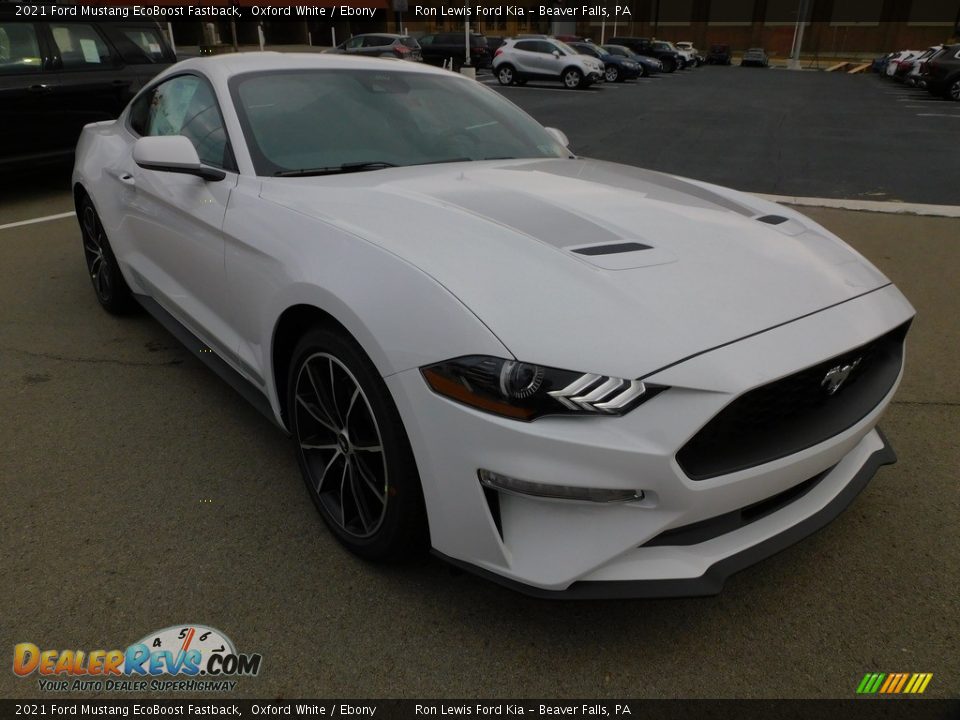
[156,52,453,85]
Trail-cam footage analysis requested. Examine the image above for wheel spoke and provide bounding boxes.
[328,357,343,425]
[305,361,341,430]
[353,444,383,454]
[89,255,102,278]
[339,461,349,527]
[296,395,340,436]
[345,388,360,426]
[349,464,374,532]
[353,453,386,504]
[300,442,338,451]
[82,208,97,240]
[315,449,341,493]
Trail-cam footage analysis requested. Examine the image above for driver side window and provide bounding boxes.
[132,75,232,169]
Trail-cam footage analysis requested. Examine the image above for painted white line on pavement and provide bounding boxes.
[0,211,75,231]
[755,193,960,218]
[916,113,960,118]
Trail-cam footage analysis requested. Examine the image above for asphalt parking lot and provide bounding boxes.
[487,65,960,205]
[2,67,958,700]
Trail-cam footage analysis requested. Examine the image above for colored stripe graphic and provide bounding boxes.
[856,672,932,695]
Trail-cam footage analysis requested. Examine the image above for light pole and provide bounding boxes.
[788,0,809,70]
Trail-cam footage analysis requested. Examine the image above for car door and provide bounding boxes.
[44,23,138,150]
[116,73,240,360]
[0,22,61,165]
[511,40,540,75]
[362,36,390,57]
[536,41,564,76]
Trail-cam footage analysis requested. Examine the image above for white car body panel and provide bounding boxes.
[72,53,915,597]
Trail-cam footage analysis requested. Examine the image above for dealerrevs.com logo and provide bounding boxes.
[13,624,262,693]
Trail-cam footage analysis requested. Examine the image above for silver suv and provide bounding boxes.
[493,38,604,89]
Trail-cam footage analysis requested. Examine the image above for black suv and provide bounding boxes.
[418,32,491,70]
[706,44,733,65]
[608,37,681,72]
[0,21,176,170]
[924,43,960,101]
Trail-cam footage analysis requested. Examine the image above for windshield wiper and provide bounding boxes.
[275,161,397,177]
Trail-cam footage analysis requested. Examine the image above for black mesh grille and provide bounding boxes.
[677,322,910,480]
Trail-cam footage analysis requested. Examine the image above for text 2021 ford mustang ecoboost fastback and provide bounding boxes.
[73,53,915,598]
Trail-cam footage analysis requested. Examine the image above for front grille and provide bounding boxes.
[677,321,910,480]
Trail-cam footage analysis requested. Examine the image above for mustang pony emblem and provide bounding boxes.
[821,358,862,395]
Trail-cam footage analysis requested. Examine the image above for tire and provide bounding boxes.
[287,326,428,562]
[77,195,135,315]
[562,67,584,89]
[640,64,649,77]
[496,64,515,86]
[662,58,676,73]
[604,65,619,83]
[949,78,960,102]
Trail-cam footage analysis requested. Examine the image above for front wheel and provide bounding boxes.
[78,195,134,314]
[562,67,584,89]
[288,327,428,561]
[496,64,515,86]
[604,65,620,83]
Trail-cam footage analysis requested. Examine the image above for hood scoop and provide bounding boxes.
[572,242,652,256]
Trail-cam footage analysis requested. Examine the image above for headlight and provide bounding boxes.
[421,355,667,421]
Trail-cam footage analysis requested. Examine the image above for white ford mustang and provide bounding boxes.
[73,53,915,598]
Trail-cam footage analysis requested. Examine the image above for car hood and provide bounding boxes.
[260,158,889,379]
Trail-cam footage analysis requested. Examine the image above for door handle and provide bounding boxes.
[28,84,51,93]
[119,173,136,186]
[112,80,128,86]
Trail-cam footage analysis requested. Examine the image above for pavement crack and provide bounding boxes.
[1,346,183,368]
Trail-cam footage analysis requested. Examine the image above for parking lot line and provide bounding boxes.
[916,113,960,118]
[0,211,75,232]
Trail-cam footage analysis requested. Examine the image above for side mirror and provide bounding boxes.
[133,136,225,181]
[552,50,561,58]
[545,127,570,148]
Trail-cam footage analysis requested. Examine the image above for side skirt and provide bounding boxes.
[134,293,283,431]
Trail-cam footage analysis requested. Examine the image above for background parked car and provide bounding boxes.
[741,48,770,67]
[884,49,916,77]
[706,43,732,65]
[602,44,662,76]
[906,46,942,87]
[0,21,175,170]
[568,41,641,83]
[493,38,604,89]
[608,37,681,72]
[655,40,693,69]
[923,42,960,100]
[675,41,704,67]
[327,34,422,62]
[418,32,491,70]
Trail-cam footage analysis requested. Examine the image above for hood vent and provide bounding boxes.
[572,242,652,256]
[756,215,789,225]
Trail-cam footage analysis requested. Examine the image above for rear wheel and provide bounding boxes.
[662,58,676,73]
[78,196,134,314]
[562,67,584,89]
[948,78,960,101]
[496,64,515,86]
[288,327,428,561]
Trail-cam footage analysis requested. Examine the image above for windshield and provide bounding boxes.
[230,69,569,176]
[653,42,673,51]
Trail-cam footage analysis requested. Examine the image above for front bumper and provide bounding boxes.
[437,428,895,598]
[385,284,914,597]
